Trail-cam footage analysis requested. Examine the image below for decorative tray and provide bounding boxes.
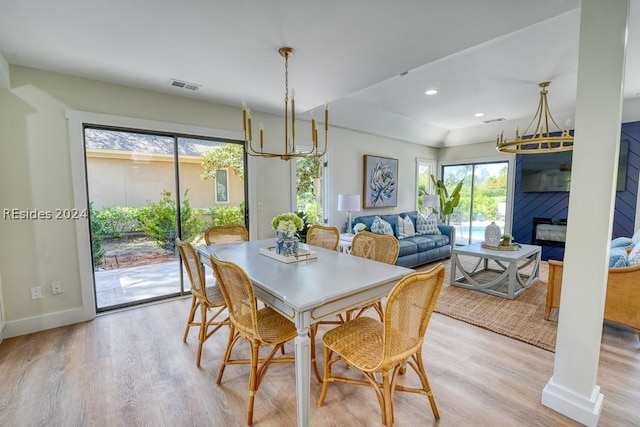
[259,246,318,263]
[481,242,520,251]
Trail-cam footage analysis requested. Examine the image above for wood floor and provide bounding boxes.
[1,295,639,426]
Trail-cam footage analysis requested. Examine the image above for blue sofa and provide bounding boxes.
[352,211,455,269]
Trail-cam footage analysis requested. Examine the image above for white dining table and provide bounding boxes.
[197,238,413,427]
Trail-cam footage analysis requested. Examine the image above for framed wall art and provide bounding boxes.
[363,155,398,208]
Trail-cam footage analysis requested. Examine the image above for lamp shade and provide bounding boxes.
[337,194,361,212]
[423,194,440,209]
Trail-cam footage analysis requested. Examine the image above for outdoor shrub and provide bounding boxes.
[295,211,312,243]
[299,200,322,225]
[88,202,105,266]
[138,189,206,253]
[93,206,141,237]
[207,204,245,226]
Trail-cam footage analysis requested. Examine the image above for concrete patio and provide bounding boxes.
[94,260,214,309]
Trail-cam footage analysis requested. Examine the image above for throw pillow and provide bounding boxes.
[627,244,640,266]
[370,216,394,236]
[611,236,634,249]
[416,212,441,235]
[609,246,629,268]
[396,215,415,239]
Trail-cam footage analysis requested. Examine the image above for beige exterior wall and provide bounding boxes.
[86,153,244,209]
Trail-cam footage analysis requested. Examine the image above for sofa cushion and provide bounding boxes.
[370,216,394,236]
[610,246,629,267]
[407,235,438,251]
[416,212,441,235]
[397,239,418,258]
[396,215,415,239]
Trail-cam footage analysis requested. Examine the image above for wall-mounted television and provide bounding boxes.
[519,139,629,192]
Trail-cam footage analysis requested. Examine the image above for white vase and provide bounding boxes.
[484,221,501,246]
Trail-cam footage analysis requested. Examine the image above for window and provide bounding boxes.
[416,158,436,212]
[442,162,509,245]
[215,169,230,203]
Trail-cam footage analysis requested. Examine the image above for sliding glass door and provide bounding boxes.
[84,126,246,312]
[442,162,509,245]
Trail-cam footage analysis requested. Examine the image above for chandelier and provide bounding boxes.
[496,81,573,154]
[241,47,328,161]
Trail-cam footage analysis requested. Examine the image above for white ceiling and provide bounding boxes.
[1,0,639,147]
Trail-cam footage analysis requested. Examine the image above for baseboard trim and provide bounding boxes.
[0,321,5,344]
[3,308,94,339]
[542,376,603,427]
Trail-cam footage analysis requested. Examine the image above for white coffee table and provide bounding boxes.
[338,233,354,254]
[450,242,541,299]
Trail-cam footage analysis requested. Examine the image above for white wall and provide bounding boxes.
[0,65,435,337]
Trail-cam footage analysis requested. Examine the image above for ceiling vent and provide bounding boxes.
[482,117,506,124]
[170,79,201,91]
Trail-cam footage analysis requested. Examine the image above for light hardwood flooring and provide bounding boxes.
[1,294,639,426]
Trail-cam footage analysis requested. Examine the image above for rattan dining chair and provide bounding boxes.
[176,239,228,367]
[318,264,445,426]
[204,224,249,245]
[306,225,340,251]
[209,254,297,426]
[349,231,400,320]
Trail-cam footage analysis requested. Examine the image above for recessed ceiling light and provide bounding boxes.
[425,89,438,96]
[474,112,485,117]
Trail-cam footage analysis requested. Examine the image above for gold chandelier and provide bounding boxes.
[241,47,328,161]
[496,81,573,154]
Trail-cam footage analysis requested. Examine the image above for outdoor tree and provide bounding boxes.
[296,156,323,224]
[201,143,244,180]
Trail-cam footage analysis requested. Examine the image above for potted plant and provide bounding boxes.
[501,233,514,246]
[429,174,464,225]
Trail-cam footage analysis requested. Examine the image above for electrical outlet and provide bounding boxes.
[257,202,264,211]
[51,281,63,295]
[30,286,42,300]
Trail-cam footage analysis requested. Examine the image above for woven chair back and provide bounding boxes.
[176,239,207,301]
[306,225,340,251]
[204,225,249,246]
[351,231,399,265]
[209,254,259,339]
[382,264,445,365]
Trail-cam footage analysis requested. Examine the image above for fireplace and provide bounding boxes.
[532,217,567,248]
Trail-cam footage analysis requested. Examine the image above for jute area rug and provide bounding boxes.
[416,255,558,352]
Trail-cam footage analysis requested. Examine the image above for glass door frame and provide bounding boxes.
[67,110,248,318]
[439,156,515,246]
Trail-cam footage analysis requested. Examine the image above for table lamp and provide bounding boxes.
[337,193,361,235]
[423,194,440,215]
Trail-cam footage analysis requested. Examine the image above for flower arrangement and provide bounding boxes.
[272,212,304,238]
[353,223,367,234]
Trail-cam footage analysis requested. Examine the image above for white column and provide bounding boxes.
[541,1,629,426]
